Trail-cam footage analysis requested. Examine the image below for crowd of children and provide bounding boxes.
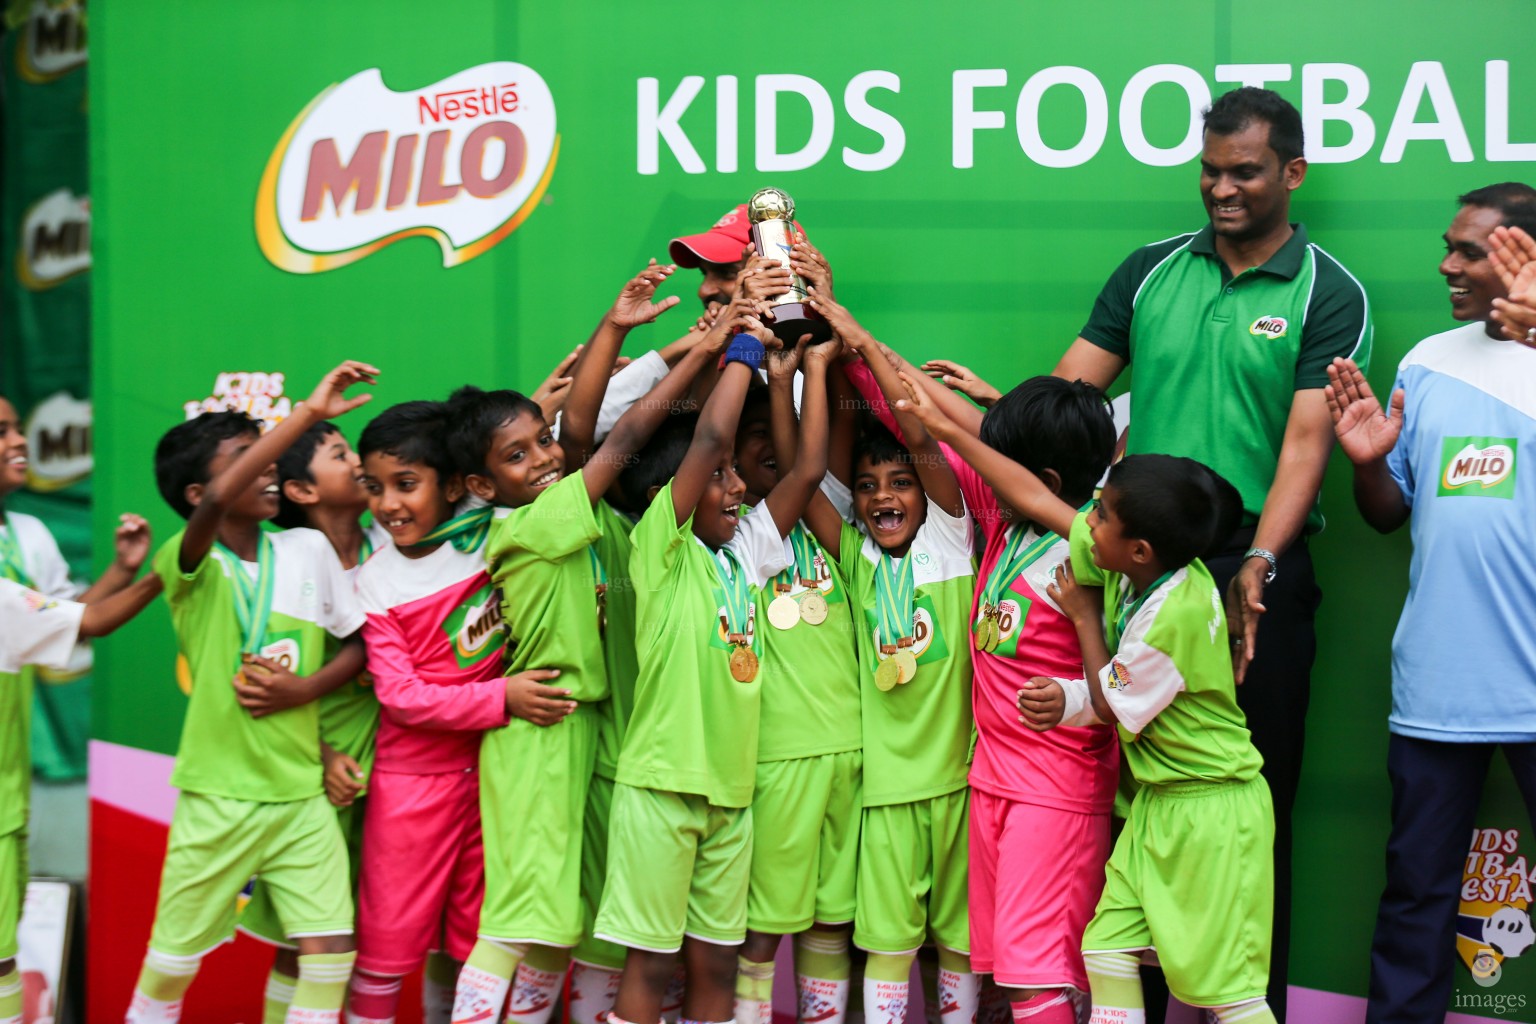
[5,233,1289,1024]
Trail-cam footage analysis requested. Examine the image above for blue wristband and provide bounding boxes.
[724,333,766,369]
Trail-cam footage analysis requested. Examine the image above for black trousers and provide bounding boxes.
[1365,735,1536,1024]
[1144,531,1318,1023]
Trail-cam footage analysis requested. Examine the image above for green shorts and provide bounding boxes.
[593,784,752,952]
[0,831,24,960]
[1084,776,1274,1007]
[748,750,862,934]
[240,796,366,948]
[478,707,599,946]
[854,789,969,955]
[148,791,353,957]
[574,773,627,970]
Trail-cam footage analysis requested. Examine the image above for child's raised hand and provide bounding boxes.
[737,255,794,303]
[766,337,810,382]
[1016,677,1065,732]
[1044,560,1100,625]
[923,359,1001,408]
[505,668,575,727]
[1324,357,1402,465]
[803,335,843,366]
[789,230,833,298]
[892,370,948,435]
[112,513,152,573]
[609,259,682,329]
[322,748,365,807]
[532,346,581,423]
[304,361,379,421]
[805,287,874,352]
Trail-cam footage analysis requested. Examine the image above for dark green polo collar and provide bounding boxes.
[1187,222,1310,280]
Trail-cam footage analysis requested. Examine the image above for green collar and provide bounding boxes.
[1188,222,1309,280]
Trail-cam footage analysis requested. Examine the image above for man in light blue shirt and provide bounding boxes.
[1325,182,1536,1024]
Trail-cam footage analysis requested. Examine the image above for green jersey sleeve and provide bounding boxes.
[1295,247,1373,388]
[486,470,600,563]
[1079,235,1195,359]
[1068,510,1108,585]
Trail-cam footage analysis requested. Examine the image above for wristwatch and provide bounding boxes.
[1244,547,1278,585]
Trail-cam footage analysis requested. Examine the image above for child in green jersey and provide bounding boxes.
[596,307,830,1024]
[796,293,979,1024]
[240,420,386,1023]
[127,362,378,1024]
[442,264,767,1024]
[898,388,1280,1024]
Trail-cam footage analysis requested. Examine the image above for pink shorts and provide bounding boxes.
[355,768,485,976]
[967,788,1111,990]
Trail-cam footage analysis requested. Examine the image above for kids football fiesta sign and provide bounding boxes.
[256,62,559,274]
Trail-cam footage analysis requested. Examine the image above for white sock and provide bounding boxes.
[569,963,623,1024]
[126,949,203,1024]
[505,959,567,1024]
[863,977,909,1024]
[795,930,850,1024]
[735,956,775,1024]
[937,968,978,1024]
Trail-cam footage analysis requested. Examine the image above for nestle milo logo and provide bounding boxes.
[1248,315,1289,340]
[17,0,86,83]
[441,584,507,667]
[1439,438,1517,499]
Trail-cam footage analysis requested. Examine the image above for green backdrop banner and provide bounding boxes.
[89,1,1536,1018]
[3,0,92,781]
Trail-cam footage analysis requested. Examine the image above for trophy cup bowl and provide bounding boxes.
[747,187,831,345]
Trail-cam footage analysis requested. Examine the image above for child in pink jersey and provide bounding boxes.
[845,356,1120,1024]
[345,401,570,1024]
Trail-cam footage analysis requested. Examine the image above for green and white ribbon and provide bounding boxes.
[216,533,276,656]
[714,547,751,638]
[875,550,915,645]
[0,521,34,588]
[412,507,493,553]
[979,524,1058,612]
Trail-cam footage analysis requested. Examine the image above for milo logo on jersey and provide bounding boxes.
[1248,315,1289,340]
[864,594,951,669]
[1456,826,1536,983]
[442,584,507,668]
[257,635,303,673]
[1439,437,1517,499]
[709,592,760,652]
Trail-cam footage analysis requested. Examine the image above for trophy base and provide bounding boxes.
[767,302,833,345]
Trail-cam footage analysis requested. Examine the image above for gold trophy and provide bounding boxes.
[747,187,832,344]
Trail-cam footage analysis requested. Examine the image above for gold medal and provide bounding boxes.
[874,657,901,692]
[768,592,800,630]
[894,647,918,685]
[729,644,759,683]
[797,590,829,625]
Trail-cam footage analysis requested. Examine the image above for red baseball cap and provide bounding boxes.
[669,204,805,268]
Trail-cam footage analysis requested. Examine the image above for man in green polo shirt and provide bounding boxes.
[1054,86,1372,1023]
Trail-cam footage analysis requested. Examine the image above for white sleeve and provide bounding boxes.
[1098,606,1186,736]
[595,350,669,441]
[1055,675,1107,728]
[0,579,85,674]
[916,495,975,560]
[311,534,367,639]
[725,509,792,588]
[819,474,855,523]
[15,516,76,598]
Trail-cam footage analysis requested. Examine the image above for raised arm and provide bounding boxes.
[672,326,767,527]
[760,342,831,539]
[895,372,1076,537]
[79,513,153,604]
[179,361,376,573]
[809,293,964,516]
[561,261,681,469]
[78,572,163,638]
[1325,358,1409,533]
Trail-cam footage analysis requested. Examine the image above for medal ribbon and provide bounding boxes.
[979,524,1059,612]
[588,543,607,591]
[0,523,34,588]
[875,550,915,644]
[714,547,751,640]
[411,507,493,553]
[1112,570,1173,647]
[215,533,277,656]
[774,524,819,589]
[358,532,375,564]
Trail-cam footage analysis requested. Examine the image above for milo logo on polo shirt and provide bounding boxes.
[442,584,507,668]
[1439,438,1518,499]
[1248,315,1289,340]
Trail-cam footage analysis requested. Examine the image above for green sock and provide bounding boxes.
[127,948,202,1023]
[1211,1000,1277,1024]
[1083,951,1144,1024]
[287,951,355,1023]
[0,967,20,1024]
[735,954,776,1024]
[264,966,298,1024]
